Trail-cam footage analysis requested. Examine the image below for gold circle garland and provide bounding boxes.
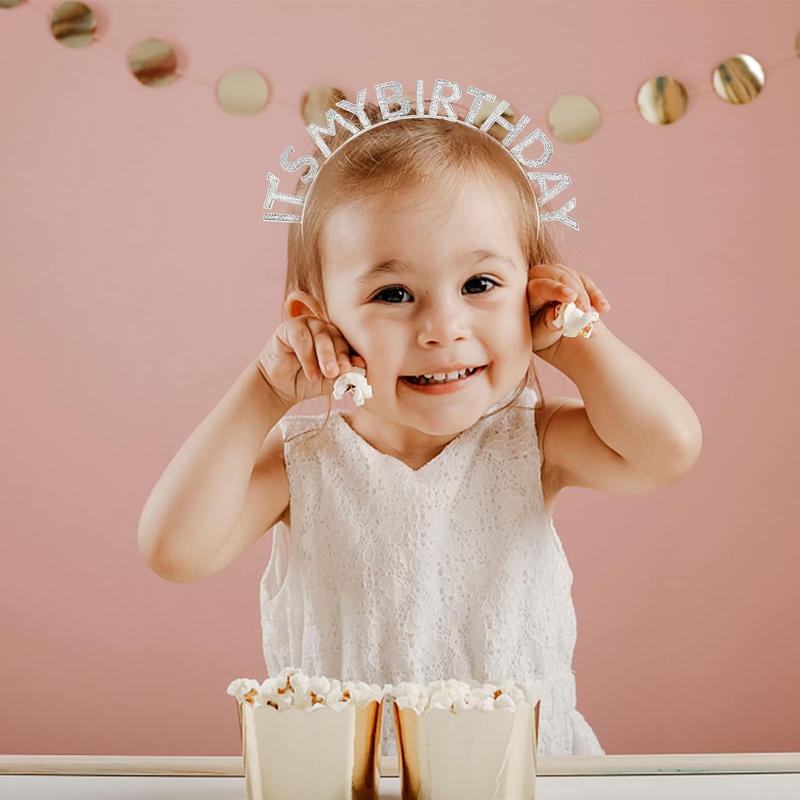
[2,2,798,137]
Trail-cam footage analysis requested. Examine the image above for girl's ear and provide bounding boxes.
[284,290,328,322]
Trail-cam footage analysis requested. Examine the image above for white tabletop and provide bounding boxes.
[2,773,800,799]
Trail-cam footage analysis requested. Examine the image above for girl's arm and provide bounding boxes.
[137,358,292,581]
[536,319,703,492]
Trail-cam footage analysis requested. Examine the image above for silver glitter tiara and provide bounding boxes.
[262,78,579,234]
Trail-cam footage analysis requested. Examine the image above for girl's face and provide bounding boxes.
[320,173,533,435]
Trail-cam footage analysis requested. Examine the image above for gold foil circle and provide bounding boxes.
[548,93,601,143]
[712,53,765,104]
[0,0,26,8]
[636,75,689,125]
[49,1,96,48]
[216,67,269,115]
[301,85,348,127]
[127,37,178,88]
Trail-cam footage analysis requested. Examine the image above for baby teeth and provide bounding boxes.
[418,367,472,383]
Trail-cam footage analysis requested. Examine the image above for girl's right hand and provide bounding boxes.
[257,316,365,408]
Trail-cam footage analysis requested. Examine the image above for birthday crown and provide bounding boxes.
[262,78,579,233]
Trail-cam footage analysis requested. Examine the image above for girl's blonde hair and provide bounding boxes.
[281,96,563,445]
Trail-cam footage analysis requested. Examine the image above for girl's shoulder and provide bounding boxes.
[277,409,328,436]
[277,409,338,453]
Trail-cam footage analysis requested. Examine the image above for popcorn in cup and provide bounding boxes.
[228,668,383,800]
[388,678,542,800]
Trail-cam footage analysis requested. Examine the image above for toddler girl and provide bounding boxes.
[138,99,702,759]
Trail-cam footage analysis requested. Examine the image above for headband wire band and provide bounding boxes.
[298,115,542,247]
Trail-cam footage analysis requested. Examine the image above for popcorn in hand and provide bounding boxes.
[332,366,373,406]
[553,301,600,338]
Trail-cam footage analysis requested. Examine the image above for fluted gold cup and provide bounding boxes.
[393,695,541,800]
[234,691,383,800]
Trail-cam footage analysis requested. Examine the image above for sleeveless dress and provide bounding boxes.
[259,386,604,758]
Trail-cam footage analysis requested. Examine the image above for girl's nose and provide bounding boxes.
[417,310,470,345]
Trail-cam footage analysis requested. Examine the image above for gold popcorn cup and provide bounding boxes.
[393,697,541,800]
[235,695,383,800]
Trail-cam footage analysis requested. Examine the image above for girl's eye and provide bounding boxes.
[371,276,499,303]
[464,276,499,295]
[372,286,411,303]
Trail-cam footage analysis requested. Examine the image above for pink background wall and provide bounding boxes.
[2,0,798,756]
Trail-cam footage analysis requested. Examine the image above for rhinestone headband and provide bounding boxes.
[262,78,579,235]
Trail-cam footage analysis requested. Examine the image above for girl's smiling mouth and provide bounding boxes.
[399,364,487,394]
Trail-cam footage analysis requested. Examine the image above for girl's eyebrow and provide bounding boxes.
[355,249,514,284]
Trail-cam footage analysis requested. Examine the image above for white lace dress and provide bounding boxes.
[260,386,604,757]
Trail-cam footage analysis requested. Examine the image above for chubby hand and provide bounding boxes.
[527,263,611,356]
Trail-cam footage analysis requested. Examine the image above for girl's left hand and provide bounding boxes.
[527,263,611,355]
